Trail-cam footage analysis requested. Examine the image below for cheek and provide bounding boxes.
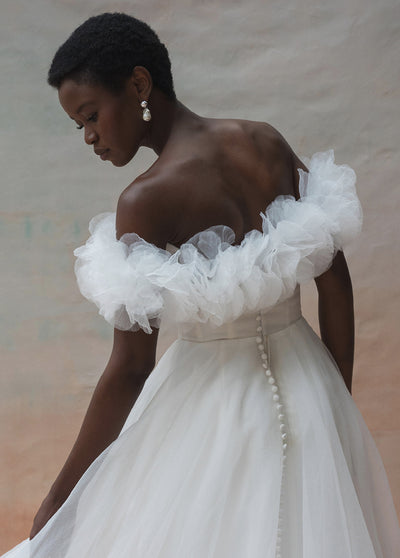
[121,116,145,149]
[104,101,144,155]
[120,99,144,136]
[112,112,135,143]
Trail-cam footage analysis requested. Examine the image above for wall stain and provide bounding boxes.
[23,217,33,239]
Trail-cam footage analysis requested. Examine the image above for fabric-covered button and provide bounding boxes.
[255,318,288,558]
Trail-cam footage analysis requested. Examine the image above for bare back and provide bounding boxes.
[119,119,305,247]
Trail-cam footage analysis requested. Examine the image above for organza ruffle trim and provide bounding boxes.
[74,150,363,333]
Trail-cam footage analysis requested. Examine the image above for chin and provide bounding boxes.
[111,152,136,167]
[109,156,129,167]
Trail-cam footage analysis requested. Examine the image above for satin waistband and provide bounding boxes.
[178,287,302,342]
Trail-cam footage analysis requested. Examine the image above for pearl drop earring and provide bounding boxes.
[141,100,151,122]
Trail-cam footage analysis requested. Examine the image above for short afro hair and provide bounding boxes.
[48,12,176,100]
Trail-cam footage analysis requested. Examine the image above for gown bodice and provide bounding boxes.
[73,150,363,334]
[6,153,400,558]
[178,286,302,341]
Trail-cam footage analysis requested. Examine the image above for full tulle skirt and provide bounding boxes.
[3,294,400,557]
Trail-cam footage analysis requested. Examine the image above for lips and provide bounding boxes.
[94,148,109,160]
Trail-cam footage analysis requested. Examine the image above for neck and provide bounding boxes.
[140,90,203,155]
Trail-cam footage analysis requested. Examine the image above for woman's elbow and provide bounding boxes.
[105,327,159,383]
[314,250,353,295]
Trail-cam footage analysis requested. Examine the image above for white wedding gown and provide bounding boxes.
[3,150,400,557]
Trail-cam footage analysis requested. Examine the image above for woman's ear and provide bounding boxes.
[128,66,153,100]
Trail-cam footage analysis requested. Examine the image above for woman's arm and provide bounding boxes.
[314,251,355,394]
[30,179,175,538]
[291,151,355,393]
[30,325,159,539]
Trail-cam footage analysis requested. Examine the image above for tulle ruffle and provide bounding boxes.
[73,150,363,333]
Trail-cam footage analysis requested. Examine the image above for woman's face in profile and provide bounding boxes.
[58,78,146,167]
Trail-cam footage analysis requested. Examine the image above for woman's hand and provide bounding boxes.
[29,492,63,539]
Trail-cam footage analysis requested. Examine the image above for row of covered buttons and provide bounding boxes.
[256,312,288,558]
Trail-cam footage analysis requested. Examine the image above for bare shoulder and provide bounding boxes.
[214,118,307,178]
[244,120,306,169]
[244,120,308,198]
[116,173,181,247]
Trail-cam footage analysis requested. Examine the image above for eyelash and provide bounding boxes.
[76,113,98,130]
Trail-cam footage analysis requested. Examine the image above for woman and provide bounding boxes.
[3,11,399,558]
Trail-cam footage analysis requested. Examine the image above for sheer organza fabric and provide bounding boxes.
[73,150,363,334]
[4,292,400,557]
[3,150,400,558]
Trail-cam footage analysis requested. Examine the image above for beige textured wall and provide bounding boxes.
[1,0,399,551]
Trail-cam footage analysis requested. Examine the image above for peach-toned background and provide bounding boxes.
[1,0,399,551]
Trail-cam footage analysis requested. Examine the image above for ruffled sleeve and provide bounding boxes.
[74,214,171,333]
[74,149,363,333]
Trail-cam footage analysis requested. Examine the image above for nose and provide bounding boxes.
[84,127,98,145]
